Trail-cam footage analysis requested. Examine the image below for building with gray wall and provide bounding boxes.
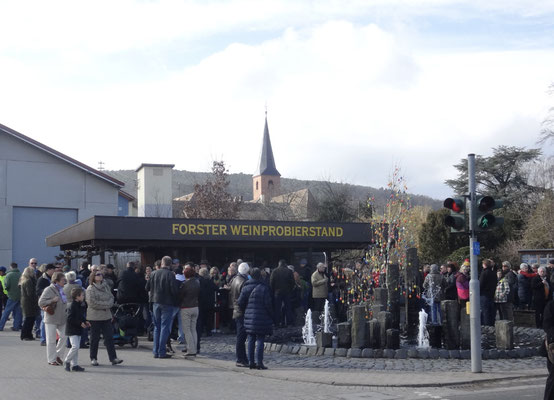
[0,123,128,268]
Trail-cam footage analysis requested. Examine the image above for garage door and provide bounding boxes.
[12,207,78,268]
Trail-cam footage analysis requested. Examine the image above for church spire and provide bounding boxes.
[255,115,280,177]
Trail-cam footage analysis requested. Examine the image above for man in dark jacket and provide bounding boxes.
[78,261,90,288]
[270,259,295,327]
[532,266,552,328]
[117,262,143,304]
[296,259,312,311]
[230,262,250,367]
[145,256,179,359]
[196,267,217,352]
[36,263,57,344]
[480,259,497,326]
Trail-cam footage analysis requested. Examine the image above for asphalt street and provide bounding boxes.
[0,328,546,400]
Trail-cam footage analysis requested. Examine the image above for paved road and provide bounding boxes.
[0,328,547,400]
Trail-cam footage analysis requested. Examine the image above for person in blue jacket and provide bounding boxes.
[237,268,273,370]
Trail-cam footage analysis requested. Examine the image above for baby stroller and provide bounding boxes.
[112,303,141,348]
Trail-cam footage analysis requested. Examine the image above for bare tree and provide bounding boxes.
[181,161,241,219]
[539,83,554,145]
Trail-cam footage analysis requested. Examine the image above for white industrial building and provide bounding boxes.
[0,123,133,268]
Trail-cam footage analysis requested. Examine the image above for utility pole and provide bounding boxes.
[468,153,482,373]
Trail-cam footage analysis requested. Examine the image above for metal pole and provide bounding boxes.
[468,153,482,373]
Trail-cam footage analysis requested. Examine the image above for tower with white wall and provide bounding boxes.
[136,163,174,217]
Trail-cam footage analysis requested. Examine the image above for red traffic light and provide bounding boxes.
[444,198,464,213]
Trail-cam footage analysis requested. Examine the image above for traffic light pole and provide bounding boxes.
[468,153,482,373]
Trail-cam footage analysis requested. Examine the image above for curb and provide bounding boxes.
[188,355,549,388]
[264,342,542,360]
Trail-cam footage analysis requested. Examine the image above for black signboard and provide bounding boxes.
[47,216,372,247]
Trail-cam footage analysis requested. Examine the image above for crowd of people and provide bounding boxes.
[419,258,554,329]
[1,255,554,375]
[0,255,331,371]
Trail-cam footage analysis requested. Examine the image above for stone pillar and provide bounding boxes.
[337,322,352,348]
[386,264,400,330]
[427,324,442,348]
[374,288,388,308]
[386,329,400,350]
[316,331,333,348]
[441,300,460,350]
[351,305,368,348]
[368,319,381,348]
[460,304,471,350]
[495,320,514,350]
[405,248,420,343]
[378,311,392,349]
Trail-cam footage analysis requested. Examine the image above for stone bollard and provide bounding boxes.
[337,322,352,348]
[427,324,442,348]
[460,305,470,350]
[495,320,514,350]
[374,287,388,307]
[386,264,401,329]
[386,329,400,350]
[368,319,381,348]
[405,248,420,343]
[441,300,460,350]
[316,331,333,348]
[378,311,392,349]
[351,305,368,348]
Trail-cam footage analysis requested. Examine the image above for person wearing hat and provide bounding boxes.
[0,263,22,331]
[230,262,250,367]
[501,261,517,320]
[518,263,536,310]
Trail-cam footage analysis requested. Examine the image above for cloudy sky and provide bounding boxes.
[1,0,553,199]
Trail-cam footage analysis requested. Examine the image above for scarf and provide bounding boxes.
[55,283,67,304]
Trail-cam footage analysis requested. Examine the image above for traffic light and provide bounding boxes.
[475,196,504,231]
[443,197,467,233]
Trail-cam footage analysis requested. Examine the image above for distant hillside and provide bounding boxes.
[108,169,442,212]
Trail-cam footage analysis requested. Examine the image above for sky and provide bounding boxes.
[1,0,554,199]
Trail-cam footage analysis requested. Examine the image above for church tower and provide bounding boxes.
[253,115,281,202]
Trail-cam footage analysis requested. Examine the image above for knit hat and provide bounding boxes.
[462,259,470,267]
[238,262,250,275]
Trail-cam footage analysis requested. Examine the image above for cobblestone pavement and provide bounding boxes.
[195,334,546,373]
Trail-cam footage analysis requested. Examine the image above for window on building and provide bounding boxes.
[256,181,259,190]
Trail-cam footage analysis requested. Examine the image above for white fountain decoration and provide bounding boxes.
[302,309,316,345]
[417,309,430,348]
[323,299,331,333]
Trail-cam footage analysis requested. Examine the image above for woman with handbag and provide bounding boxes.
[38,271,68,365]
[19,266,39,340]
[86,269,123,366]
